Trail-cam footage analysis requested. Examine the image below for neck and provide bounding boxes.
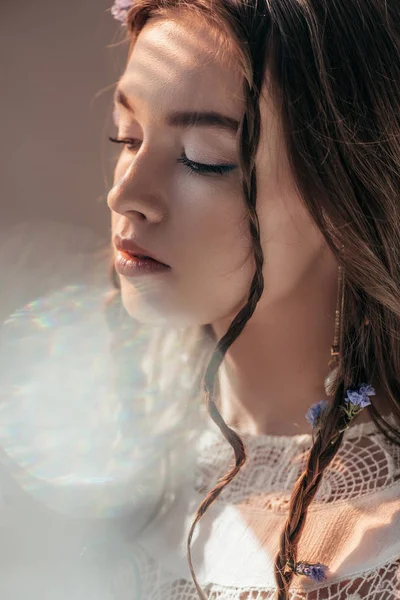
[212,252,341,436]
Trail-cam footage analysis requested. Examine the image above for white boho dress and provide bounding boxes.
[130,415,400,599]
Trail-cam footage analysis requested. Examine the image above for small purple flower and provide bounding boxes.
[111,0,134,24]
[359,383,376,397]
[295,561,329,583]
[305,400,329,428]
[345,382,375,410]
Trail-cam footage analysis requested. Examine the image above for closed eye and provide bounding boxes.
[108,136,237,177]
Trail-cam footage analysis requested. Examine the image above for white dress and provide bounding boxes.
[130,415,400,599]
[0,228,399,599]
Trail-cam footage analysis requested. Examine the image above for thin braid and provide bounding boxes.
[186,89,267,600]
[274,398,346,598]
[184,8,271,596]
[273,269,370,598]
[273,266,346,596]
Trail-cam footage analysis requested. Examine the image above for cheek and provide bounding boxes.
[256,135,326,303]
[257,191,326,304]
[173,173,250,271]
[169,183,254,321]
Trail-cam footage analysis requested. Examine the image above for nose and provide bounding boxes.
[107,153,166,223]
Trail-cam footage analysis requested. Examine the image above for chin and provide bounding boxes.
[120,283,198,328]
[120,286,168,325]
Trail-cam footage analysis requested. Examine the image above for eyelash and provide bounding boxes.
[108,136,236,176]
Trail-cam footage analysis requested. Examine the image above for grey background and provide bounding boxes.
[1,0,128,319]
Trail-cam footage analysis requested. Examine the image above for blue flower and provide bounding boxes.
[305,400,329,428]
[359,383,376,397]
[111,0,134,24]
[295,561,329,582]
[345,383,375,410]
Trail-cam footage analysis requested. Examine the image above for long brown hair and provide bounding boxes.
[110,1,400,597]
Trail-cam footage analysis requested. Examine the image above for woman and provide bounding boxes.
[106,0,400,598]
[0,0,399,599]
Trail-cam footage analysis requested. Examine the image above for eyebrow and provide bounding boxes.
[114,88,240,135]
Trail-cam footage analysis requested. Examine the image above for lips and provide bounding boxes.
[113,234,169,266]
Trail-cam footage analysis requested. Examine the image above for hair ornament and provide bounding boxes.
[285,559,329,583]
[293,382,375,583]
[306,382,375,444]
[305,399,330,429]
[111,0,134,25]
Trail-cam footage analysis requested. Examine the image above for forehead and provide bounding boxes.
[120,14,245,121]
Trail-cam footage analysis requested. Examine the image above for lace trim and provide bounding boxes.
[130,414,400,598]
[130,544,400,599]
[194,413,400,509]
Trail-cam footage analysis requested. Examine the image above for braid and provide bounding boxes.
[185,76,267,598]
[274,396,345,597]
[273,275,373,598]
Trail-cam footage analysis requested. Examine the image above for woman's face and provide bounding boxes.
[108,11,329,329]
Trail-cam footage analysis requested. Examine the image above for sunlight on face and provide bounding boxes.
[108,12,253,326]
[107,10,328,330]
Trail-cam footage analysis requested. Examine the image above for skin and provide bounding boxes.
[108,11,381,435]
